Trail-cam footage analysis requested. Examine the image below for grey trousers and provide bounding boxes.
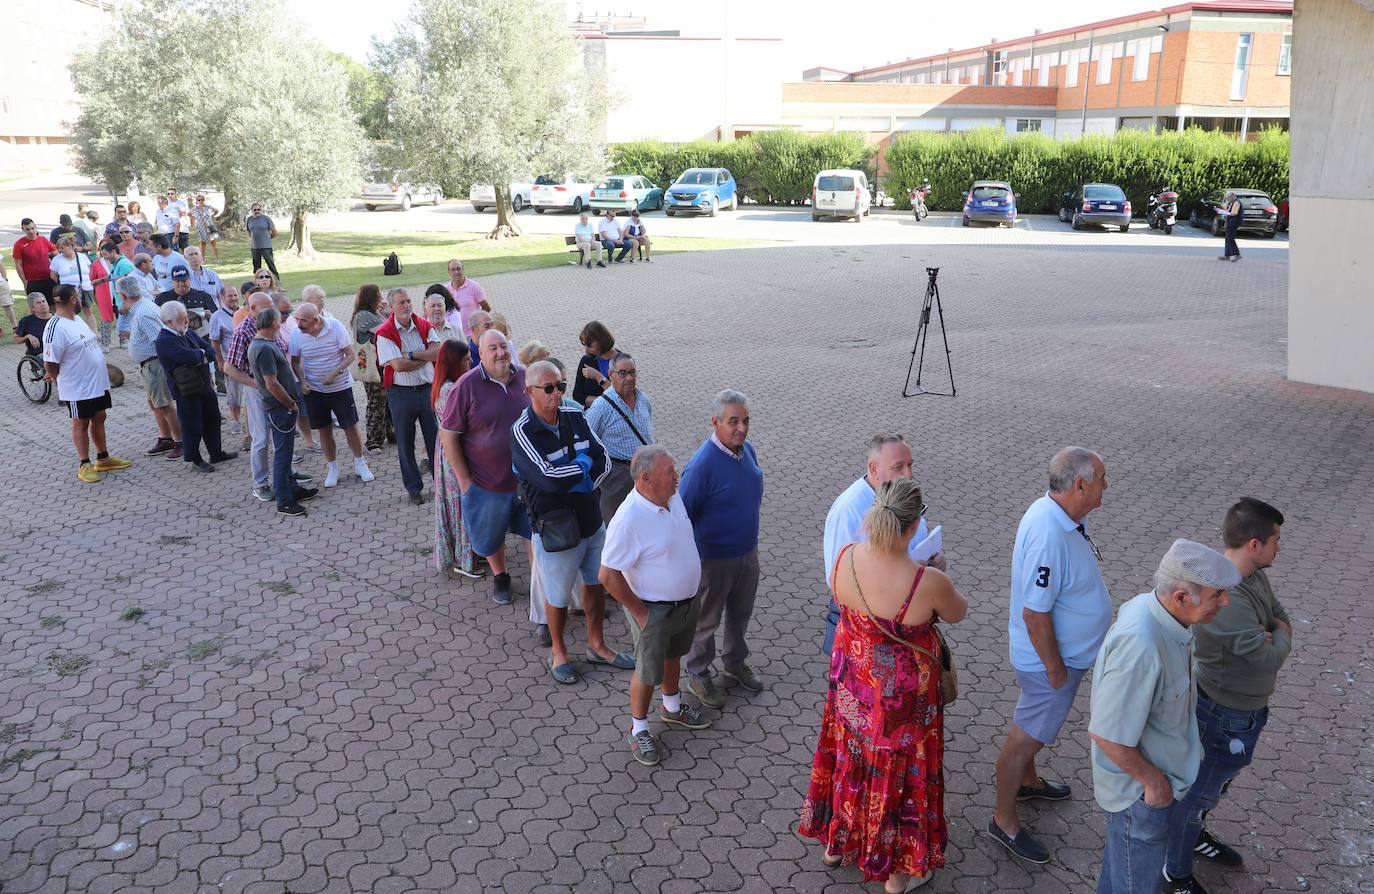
[684,549,760,681]
[597,459,634,524]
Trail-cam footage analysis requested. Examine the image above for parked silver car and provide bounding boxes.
[360,170,443,211]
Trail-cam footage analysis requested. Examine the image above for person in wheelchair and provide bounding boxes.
[13,292,51,356]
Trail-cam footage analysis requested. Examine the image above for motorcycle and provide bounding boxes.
[1147,189,1178,234]
[910,179,931,221]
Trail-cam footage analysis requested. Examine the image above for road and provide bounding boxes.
[0,175,1289,256]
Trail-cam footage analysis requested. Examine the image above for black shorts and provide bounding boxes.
[67,390,112,420]
[303,387,360,430]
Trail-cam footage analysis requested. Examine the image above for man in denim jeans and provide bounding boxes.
[1088,540,1240,894]
[247,307,317,517]
[1162,499,1290,893]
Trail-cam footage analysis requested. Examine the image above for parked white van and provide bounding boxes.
[812,169,872,221]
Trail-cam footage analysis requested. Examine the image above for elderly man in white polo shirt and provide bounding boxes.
[1089,539,1239,894]
[289,302,374,488]
[573,212,604,268]
[987,446,1112,866]
[821,433,947,655]
[599,445,712,767]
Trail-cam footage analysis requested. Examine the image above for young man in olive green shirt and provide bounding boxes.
[1162,498,1291,893]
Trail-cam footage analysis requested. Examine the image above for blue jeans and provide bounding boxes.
[385,385,438,495]
[1096,798,1177,894]
[1164,694,1268,877]
[266,407,298,508]
[601,238,632,261]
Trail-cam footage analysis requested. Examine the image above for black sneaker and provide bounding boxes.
[292,486,319,502]
[1194,828,1243,867]
[629,729,663,766]
[277,502,307,517]
[984,818,1050,864]
[1017,778,1072,801]
[409,492,425,506]
[1163,870,1210,894]
[492,572,512,605]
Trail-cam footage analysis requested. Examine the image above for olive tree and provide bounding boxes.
[379,0,608,238]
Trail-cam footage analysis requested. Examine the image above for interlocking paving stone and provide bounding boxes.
[1,240,1369,893]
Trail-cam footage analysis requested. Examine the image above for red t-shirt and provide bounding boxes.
[12,236,56,281]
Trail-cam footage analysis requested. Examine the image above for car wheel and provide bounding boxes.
[400,194,412,212]
[535,208,545,214]
[1164,224,1173,235]
[1212,218,1223,237]
[708,198,718,217]
[1119,224,1129,233]
[1190,209,1200,228]
[666,209,675,217]
[656,196,664,211]
[1263,228,1277,239]
[1071,213,1082,231]
[365,205,376,212]
[512,196,524,213]
[472,206,485,213]
[961,216,969,227]
[811,213,821,222]
[571,197,583,214]
[1058,207,1069,223]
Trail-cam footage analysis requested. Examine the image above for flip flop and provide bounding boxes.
[585,651,636,670]
[549,661,579,684]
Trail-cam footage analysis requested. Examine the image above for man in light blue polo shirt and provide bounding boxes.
[1089,539,1238,894]
[821,433,947,655]
[987,446,1111,865]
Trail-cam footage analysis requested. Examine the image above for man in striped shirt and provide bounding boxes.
[585,352,653,523]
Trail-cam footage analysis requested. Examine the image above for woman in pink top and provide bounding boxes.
[443,258,490,335]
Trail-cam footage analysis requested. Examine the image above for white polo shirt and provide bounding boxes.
[376,318,441,386]
[601,489,702,603]
[822,476,930,586]
[574,222,596,242]
[289,316,353,393]
[1009,493,1112,672]
[598,218,624,241]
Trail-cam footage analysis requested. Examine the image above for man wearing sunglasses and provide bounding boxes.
[512,360,631,685]
[988,446,1111,866]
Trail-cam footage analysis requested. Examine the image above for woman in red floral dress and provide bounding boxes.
[800,478,968,892]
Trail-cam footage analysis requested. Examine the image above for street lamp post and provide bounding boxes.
[1150,20,1171,132]
[1079,29,1095,135]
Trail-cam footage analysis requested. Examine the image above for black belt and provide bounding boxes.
[139,357,158,367]
[610,457,632,465]
[388,383,429,391]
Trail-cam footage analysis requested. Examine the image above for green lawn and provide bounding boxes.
[198,229,767,299]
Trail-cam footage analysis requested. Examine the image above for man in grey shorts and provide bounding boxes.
[987,447,1113,864]
[600,445,713,767]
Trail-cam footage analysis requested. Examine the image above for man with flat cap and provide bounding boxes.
[1088,539,1242,894]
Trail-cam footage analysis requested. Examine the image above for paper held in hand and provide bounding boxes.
[911,524,943,563]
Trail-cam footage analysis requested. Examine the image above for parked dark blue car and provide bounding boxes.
[962,180,1017,227]
[1058,183,1132,232]
[665,168,737,217]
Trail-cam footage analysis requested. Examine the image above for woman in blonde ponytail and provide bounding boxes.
[800,477,968,892]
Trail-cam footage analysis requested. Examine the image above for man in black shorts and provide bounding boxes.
[41,285,133,482]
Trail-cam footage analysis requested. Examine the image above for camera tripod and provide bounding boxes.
[901,266,956,398]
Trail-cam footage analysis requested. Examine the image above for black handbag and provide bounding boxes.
[526,417,582,552]
[172,362,205,395]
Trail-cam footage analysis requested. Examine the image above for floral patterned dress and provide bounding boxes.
[433,381,476,576]
[799,544,947,882]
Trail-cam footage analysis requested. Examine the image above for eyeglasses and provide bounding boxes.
[531,382,568,394]
[614,369,637,377]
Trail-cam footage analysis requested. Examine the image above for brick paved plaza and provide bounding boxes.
[1,238,1370,894]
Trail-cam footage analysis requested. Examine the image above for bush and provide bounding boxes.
[883,127,1289,215]
[608,132,876,205]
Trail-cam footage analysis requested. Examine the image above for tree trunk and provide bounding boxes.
[287,210,318,259]
[487,183,522,240]
[216,184,244,236]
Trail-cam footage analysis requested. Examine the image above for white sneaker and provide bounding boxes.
[324,462,340,488]
[355,458,375,482]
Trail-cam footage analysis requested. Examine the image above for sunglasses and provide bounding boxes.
[256,274,272,280]
[531,382,568,395]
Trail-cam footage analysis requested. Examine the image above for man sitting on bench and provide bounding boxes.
[598,209,634,264]
[574,213,605,269]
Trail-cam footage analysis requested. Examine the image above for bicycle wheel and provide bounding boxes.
[18,355,52,404]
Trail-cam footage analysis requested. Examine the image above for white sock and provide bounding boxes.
[326,460,338,471]
[661,692,681,714]
[631,715,650,736]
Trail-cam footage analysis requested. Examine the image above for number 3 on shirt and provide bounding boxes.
[1035,566,1051,588]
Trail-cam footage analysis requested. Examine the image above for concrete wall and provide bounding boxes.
[1287,0,1374,393]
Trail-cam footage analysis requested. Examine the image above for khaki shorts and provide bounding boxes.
[0,280,12,307]
[624,596,699,688]
[140,359,173,408]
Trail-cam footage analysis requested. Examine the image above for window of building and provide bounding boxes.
[1132,39,1150,81]
[969,64,980,83]
[1231,33,1252,100]
[1038,56,1051,86]
[932,70,943,85]
[1095,44,1113,85]
[1015,119,1043,132]
[993,50,1008,85]
[1278,33,1292,75]
[1064,49,1080,87]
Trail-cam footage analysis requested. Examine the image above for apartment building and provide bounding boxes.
[789,0,1292,140]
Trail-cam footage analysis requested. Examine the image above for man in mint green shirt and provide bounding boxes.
[1089,539,1240,894]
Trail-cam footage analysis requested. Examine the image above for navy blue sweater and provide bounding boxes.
[679,437,764,560]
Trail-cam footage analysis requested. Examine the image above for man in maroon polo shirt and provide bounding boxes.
[12,218,57,299]
[439,329,532,605]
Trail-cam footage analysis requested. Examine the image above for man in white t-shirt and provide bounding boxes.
[599,444,712,767]
[289,302,374,488]
[597,210,633,264]
[573,213,604,268]
[42,284,133,482]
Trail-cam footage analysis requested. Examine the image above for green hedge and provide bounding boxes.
[883,127,1289,215]
[609,132,877,206]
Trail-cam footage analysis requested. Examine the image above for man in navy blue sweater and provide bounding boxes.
[681,389,766,708]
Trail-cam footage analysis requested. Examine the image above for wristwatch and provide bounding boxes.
[407,350,414,361]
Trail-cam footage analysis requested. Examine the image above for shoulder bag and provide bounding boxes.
[525,419,581,552]
[356,335,381,384]
[846,546,958,704]
[598,392,648,446]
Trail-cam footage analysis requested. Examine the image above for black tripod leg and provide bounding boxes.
[933,286,955,396]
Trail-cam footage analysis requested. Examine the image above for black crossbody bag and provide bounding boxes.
[526,419,581,552]
[600,392,648,447]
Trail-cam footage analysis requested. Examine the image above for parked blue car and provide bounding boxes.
[962,180,1017,227]
[665,168,737,217]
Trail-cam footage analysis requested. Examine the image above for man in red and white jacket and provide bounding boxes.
[375,287,441,505]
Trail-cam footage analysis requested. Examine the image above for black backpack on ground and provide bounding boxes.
[383,252,402,276]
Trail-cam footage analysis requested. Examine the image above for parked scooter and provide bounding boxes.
[1147,189,1178,234]
[910,178,931,221]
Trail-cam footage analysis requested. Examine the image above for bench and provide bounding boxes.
[563,234,646,261]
